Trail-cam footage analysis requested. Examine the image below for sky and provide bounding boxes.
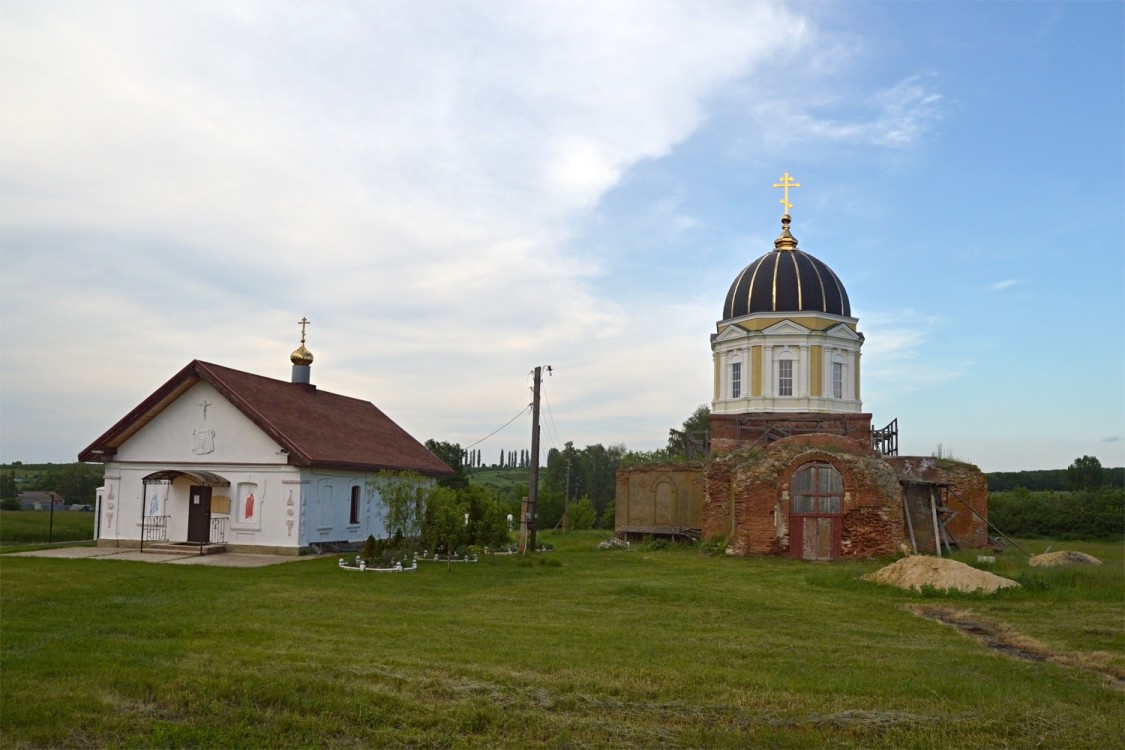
[1,0,1122,473]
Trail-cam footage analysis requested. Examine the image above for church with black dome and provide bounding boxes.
[709,174,870,449]
[615,173,991,561]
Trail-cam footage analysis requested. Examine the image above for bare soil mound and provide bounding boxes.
[864,555,1019,594]
[1028,550,1102,567]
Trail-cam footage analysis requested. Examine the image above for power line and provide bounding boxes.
[541,378,562,456]
[463,404,531,451]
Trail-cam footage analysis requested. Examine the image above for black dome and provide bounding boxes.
[722,217,850,319]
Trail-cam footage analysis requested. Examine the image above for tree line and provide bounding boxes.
[1,462,103,509]
[986,457,1124,492]
[986,455,1124,540]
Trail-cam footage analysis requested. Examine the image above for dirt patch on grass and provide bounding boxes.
[911,605,1125,690]
[864,555,1019,593]
[1028,550,1102,567]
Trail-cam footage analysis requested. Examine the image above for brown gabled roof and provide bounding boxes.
[78,360,453,476]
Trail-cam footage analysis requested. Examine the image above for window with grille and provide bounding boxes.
[778,359,793,396]
[731,361,742,398]
[832,361,844,399]
[790,463,843,515]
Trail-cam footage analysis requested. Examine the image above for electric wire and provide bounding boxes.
[541,380,562,458]
[463,404,531,451]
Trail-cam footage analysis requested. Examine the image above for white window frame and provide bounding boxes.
[832,361,844,400]
[778,358,794,397]
[731,360,742,399]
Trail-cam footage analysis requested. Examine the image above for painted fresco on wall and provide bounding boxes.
[235,482,261,529]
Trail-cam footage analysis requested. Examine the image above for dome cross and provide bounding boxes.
[772,172,800,216]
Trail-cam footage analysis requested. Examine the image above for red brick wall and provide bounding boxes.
[702,435,905,558]
[615,437,988,559]
[888,456,989,548]
[710,412,874,454]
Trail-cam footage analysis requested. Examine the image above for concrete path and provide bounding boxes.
[5,546,319,568]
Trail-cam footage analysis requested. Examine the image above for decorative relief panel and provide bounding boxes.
[192,428,216,455]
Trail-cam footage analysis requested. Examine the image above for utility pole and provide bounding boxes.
[528,366,542,551]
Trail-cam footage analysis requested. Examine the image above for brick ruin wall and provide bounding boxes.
[614,437,990,557]
[615,464,706,534]
[702,434,905,557]
[887,456,989,548]
[710,412,874,455]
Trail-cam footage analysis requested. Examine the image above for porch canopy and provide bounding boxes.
[141,470,230,487]
[139,470,231,550]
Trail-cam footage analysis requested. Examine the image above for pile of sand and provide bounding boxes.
[864,555,1019,594]
[1028,550,1102,567]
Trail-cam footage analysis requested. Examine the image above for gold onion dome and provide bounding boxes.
[291,317,314,365]
[290,344,314,366]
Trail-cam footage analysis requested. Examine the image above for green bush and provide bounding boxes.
[567,498,596,530]
[989,486,1124,540]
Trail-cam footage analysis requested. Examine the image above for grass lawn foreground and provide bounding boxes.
[1,533,1122,748]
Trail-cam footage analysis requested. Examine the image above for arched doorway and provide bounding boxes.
[140,470,230,550]
[789,462,843,560]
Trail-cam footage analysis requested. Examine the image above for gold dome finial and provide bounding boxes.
[290,316,314,366]
[774,214,799,251]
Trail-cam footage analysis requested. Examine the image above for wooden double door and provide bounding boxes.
[789,463,843,561]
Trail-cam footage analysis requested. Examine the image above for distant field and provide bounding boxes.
[1,533,1122,748]
[470,467,530,497]
[0,510,96,546]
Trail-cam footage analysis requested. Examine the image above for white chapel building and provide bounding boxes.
[79,328,451,555]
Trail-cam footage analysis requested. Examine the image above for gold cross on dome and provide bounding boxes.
[773,172,800,215]
[297,317,310,344]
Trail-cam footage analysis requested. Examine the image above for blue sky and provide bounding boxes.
[1,1,1121,472]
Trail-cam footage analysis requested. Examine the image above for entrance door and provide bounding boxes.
[789,463,843,560]
[187,486,212,543]
[795,516,839,560]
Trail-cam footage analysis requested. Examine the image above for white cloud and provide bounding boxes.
[988,279,1023,292]
[0,0,805,459]
[750,74,943,148]
[858,309,965,393]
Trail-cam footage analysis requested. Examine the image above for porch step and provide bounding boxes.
[143,543,227,555]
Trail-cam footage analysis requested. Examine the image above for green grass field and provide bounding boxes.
[469,467,530,498]
[0,510,96,546]
[1,533,1122,748]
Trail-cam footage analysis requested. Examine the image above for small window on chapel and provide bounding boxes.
[778,359,793,397]
[731,361,742,399]
[349,486,361,525]
[832,362,844,399]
